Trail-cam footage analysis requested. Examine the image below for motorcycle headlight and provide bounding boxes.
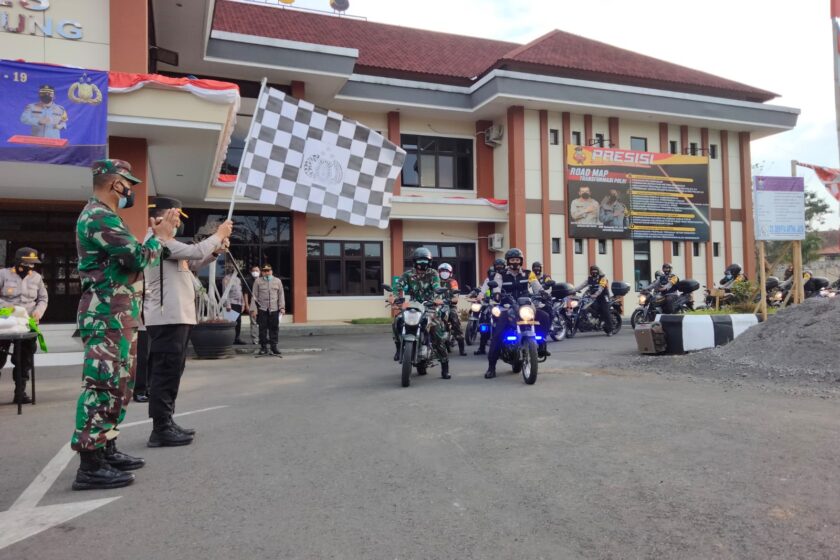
[471,303,482,312]
[491,306,501,318]
[638,295,647,305]
[519,305,536,321]
[773,292,782,300]
[403,309,422,326]
[569,300,579,308]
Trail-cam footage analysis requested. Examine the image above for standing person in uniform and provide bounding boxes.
[473,266,498,356]
[132,328,150,403]
[251,263,285,356]
[144,197,232,447]
[531,261,551,288]
[437,262,466,357]
[223,262,245,345]
[245,264,261,346]
[20,84,68,139]
[71,158,179,491]
[574,265,614,336]
[0,247,48,404]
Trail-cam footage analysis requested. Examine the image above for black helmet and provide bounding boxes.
[532,261,542,273]
[487,266,495,278]
[589,265,601,277]
[493,258,506,271]
[726,263,742,276]
[662,262,672,274]
[654,270,663,279]
[413,247,432,271]
[15,247,41,265]
[505,248,524,262]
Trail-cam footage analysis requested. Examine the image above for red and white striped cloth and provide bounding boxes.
[108,72,240,106]
[796,161,840,202]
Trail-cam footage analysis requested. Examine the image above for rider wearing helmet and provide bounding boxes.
[654,262,680,313]
[719,263,746,290]
[573,265,614,336]
[531,261,551,288]
[484,248,551,379]
[493,258,506,276]
[474,266,498,355]
[0,247,48,404]
[390,247,451,379]
[437,262,466,356]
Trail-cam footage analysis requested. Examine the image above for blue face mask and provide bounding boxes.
[264,274,273,281]
[113,183,135,209]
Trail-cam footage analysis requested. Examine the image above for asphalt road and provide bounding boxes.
[1,330,838,559]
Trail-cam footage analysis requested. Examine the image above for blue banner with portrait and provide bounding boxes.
[0,60,107,167]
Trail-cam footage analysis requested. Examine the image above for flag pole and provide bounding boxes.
[227,77,268,221]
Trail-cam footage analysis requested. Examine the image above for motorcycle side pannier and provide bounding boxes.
[552,282,576,299]
[806,277,830,290]
[675,279,700,293]
[611,281,631,297]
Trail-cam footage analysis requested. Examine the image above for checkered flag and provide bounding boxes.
[236,87,405,229]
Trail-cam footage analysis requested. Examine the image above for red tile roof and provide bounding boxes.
[212,1,777,102]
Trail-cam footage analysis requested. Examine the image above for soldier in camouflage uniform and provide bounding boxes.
[391,247,451,379]
[70,159,180,491]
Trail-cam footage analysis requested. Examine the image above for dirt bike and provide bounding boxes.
[631,279,699,327]
[464,289,484,346]
[383,285,449,388]
[560,281,628,337]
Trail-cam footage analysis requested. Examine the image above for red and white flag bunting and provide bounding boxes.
[796,161,840,202]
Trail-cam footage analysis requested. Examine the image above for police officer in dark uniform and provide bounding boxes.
[654,262,680,313]
[484,248,551,379]
[574,265,613,335]
[531,261,551,287]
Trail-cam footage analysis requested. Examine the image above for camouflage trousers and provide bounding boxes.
[392,311,449,363]
[70,327,137,452]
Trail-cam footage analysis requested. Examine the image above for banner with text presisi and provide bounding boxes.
[0,60,108,167]
[566,146,710,241]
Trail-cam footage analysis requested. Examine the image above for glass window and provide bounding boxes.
[633,240,651,290]
[598,239,607,255]
[713,242,720,257]
[669,140,678,155]
[709,145,718,159]
[549,129,559,145]
[673,243,680,257]
[690,142,698,156]
[693,242,701,257]
[551,238,561,254]
[401,134,474,190]
[572,131,582,146]
[307,241,384,297]
[630,137,648,152]
[402,242,476,291]
[595,133,605,148]
[574,239,583,254]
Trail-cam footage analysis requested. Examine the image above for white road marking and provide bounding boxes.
[0,405,229,552]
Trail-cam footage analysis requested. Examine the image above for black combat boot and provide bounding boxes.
[270,345,282,356]
[258,346,269,355]
[393,340,401,361]
[148,417,194,447]
[132,391,149,403]
[484,367,496,379]
[474,345,486,355]
[104,439,145,471]
[538,342,551,358]
[12,392,32,404]
[457,339,466,356]
[440,361,451,379]
[72,449,135,491]
[171,420,196,436]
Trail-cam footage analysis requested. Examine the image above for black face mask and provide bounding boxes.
[39,94,53,104]
[581,193,591,199]
[16,265,32,279]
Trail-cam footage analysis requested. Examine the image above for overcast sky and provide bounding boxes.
[279,0,840,227]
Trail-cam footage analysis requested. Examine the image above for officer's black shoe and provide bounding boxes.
[484,368,496,379]
[393,341,401,361]
[104,439,145,471]
[538,344,551,358]
[72,450,135,491]
[270,346,283,356]
[171,421,196,436]
[258,347,269,355]
[12,392,32,404]
[440,361,451,379]
[147,425,194,447]
[458,340,467,356]
[132,391,149,403]
[474,347,486,355]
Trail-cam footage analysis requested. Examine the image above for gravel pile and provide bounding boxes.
[620,298,840,388]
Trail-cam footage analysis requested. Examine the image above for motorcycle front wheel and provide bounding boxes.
[550,317,567,341]
[630,308,644,329]
[522,339,538,385]
[465,321,477,345]
[401,342,414,387]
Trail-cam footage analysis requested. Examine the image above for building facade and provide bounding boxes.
[0,0,799,323]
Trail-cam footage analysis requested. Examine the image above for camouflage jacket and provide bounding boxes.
[76,198,162,331]
[396,268,440,304]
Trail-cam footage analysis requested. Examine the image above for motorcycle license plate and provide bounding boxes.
[517,321,537,325]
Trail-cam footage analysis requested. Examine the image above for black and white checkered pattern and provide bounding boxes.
[236,87,405,229]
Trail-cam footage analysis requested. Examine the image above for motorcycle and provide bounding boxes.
[631,278,699,327]
[548,281,576,341]
[487,281,543,385]
[464,289,485,346]
[559,281,628,337]
[383,284,449,388]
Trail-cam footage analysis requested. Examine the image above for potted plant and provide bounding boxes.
[190,251,236,359]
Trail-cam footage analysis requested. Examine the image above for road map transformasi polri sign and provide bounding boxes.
[566,146,710,241]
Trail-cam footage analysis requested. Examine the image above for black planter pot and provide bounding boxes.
[190,321,235,359]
